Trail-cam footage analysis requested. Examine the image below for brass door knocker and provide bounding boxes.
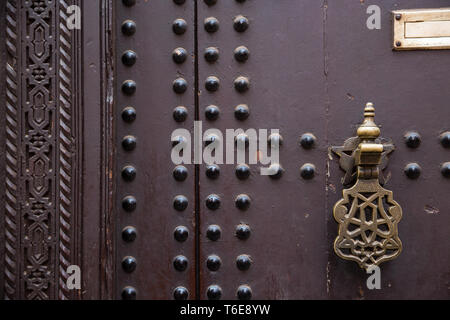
[331,103,402,269]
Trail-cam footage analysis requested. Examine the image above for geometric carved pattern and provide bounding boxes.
[4,0,81,300]
[333,179,403,270]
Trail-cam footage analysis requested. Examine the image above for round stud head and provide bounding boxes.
[404,131,421,149]
[441,162,450,178]
[173,255,189,272]
[174,226,189,242]
[300,163,316,180]
[206,225,221,241]
[204,0,217,6]
[122,195,137,212]
[234,46,250,62]
[121,286,137,300]
[268,163,284,179]
[235,133,250,148]
[122,256,137,273]
[121,20,136,36]
[205,105,220,121]
[206,194,221,210]
[173,0,186,5]
[204,47,219,63]
[440,131,450,148]
[204,134,220,147]
[235,164,251,180]
[122,0,136,6]
[234,104,250,121]
[173,18,187,35]
[121,165,137,182]
[268,133,283,148]
[173,106,188,123]
[205,76,220,92]
[206,165,220,179]
[122,106,137,123]
[122,50,137,66]
[404,163,421,179]
[207,285,222,300]
[206,255,222,271]
[172,135,187,148]
[173,287,189,300]
[236,224,251,240]
[122,135,137,151]
[300,133,316,149]
[236,0,246,3]
[235,194,251,211]
[173,165,188,182]
[173,195,189,212]
[236,254,252,271]
[234,76,250,93]
[237,285,252,300]
[122,226,137,243]
[204,17,219,33]
[122,80,136,95]
[172,47,188,64]
[234,15,249,32]
[173,78,188,94]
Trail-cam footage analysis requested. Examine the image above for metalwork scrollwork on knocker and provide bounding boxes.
[331,103,402,270]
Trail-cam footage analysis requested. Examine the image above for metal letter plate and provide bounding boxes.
[393,8,450,50]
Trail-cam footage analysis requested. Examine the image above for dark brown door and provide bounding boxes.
[1,0,449,300]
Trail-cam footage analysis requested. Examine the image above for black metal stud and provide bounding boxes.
[122,0,136,7]
[173,195,188,212]
[235,194,251,211]
[172,47,188,64]
[122,165,137,182]
[172,135,187,148]
[206,225,221,241]
[236,164,250,180]
[206,165,220,179]
[173,165,188,182]
[300,163,316,180]
[122,196,137,212]
[122,20,136,36]
[173,287,189,300]
[300,133,316,149]
[206,255,222,271]
[206,194,221,210]
[268,133,283,147]
[204,17,219,33]
[122,286,137,300]
[236,0,246,2]
[207,285,222,300]
[234,104,250,121]
[237,285,252,300]
[173,106,188,123]
[205,76,220,92]
[173,0,186,5]
[236,254,252,271]
[173,18,187,35]
[441,162,450,178]
[122,226,137,243]
[122,80,136,95]
[268,163,284,179]
[122,135,137,151]
[205,105,220,121]
[234,15,249,32]
[440,131,450,148]
[204,134,220,147]
[173,78,188,94]
[234,46,250,62]
[122,256,137,273]
[173,255,189,272]
[122,50,137,66]
[234,76,250,93]
[122,106,137,123]
[204,0,217,5]
[204,47,219,63]
[236,224,251,240]
[235,133,249,148]
[404,163,421,179]
[174,226,189,242]
[404,131,421,149]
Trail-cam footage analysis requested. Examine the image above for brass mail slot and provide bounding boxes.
[393,8,450,50]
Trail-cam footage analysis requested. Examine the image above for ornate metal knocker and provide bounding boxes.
[331,103,402,269]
